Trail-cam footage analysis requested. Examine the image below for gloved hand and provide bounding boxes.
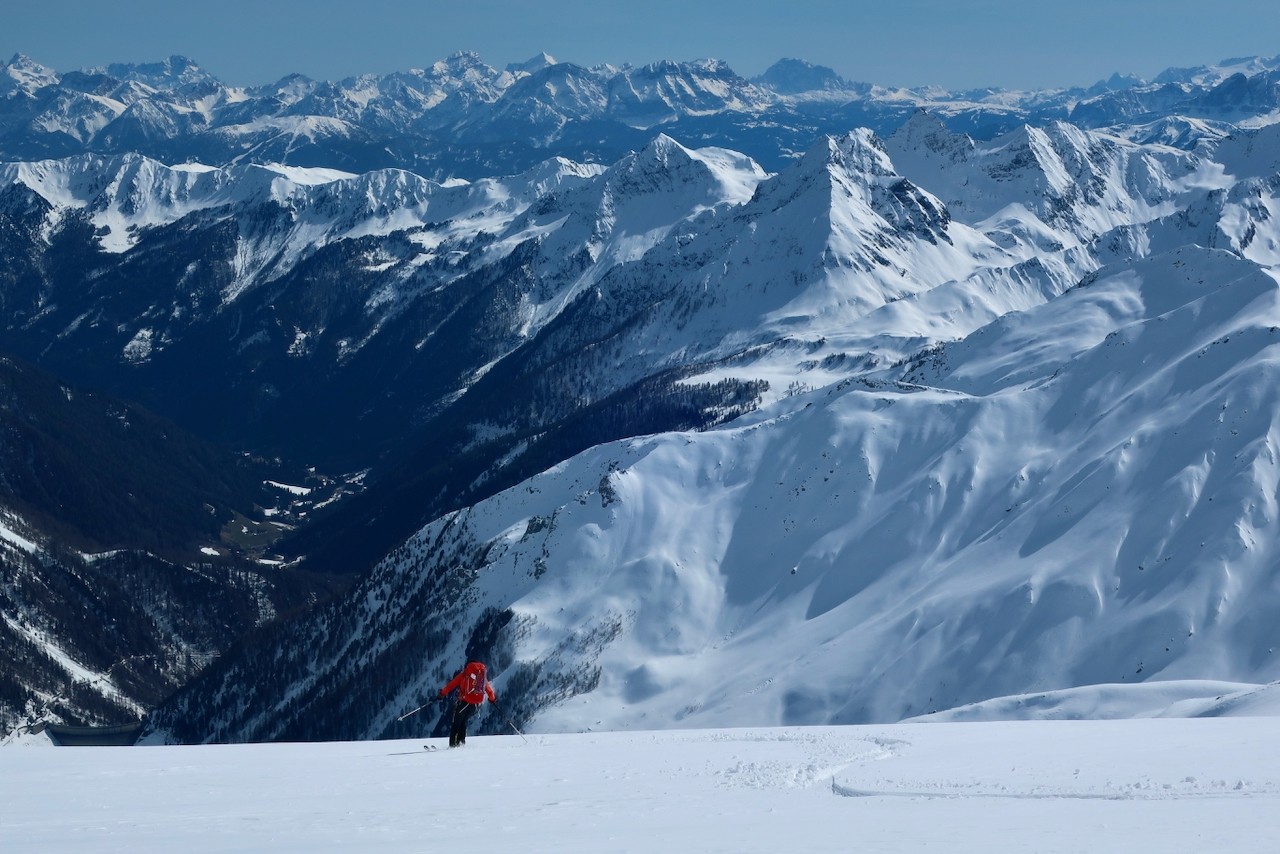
[438,691,447,699]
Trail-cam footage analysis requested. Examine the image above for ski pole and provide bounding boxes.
[396,700,434,722]
[491,701,528,743]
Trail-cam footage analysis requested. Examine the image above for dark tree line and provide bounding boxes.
[0,353,270,559]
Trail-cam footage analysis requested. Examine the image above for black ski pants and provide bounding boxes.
[449,699,480,746]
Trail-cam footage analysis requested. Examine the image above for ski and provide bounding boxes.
[386,744,440,756]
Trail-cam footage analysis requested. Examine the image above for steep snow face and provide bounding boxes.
[885,111,1230,259]
[1213,175,1280,266]
[323,245,1280,736]
[516,134,765,289]
[556,129,1007,386]
[1213,122,1280,181]
[476,63,612,143]
[1,54,60,97]
[606,59,773,128]
[5,153,403,260]
[166,241,1280,745]
[0,151,596,287]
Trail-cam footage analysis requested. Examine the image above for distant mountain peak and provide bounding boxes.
[1088,71,1146,93]
[6,52,44,69]
[446,49,483,62]
[507,53,558,75]
[755,57,852,94]
[2,53,59,92]
[103,54,212,85]
[430,50,498,78]
[638,57,733,77]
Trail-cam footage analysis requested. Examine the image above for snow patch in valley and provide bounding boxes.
[265,480,312,496]
[0,612,141,717]
[0,515,39,554]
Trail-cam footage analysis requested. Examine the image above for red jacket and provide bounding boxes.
[440,661,496,705]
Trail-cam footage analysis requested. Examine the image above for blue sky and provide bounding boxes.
[4,0,1278,90]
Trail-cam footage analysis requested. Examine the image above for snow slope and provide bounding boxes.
[910,680,1280,722]
[5,714,1280,853]
[145,233,1280,743]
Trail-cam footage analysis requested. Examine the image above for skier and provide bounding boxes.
[439,660,497,747]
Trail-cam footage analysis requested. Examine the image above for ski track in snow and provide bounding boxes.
[4,718,1279,853]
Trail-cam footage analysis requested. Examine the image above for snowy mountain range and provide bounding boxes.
[3,50,1280,743]
[4,50,1279,176]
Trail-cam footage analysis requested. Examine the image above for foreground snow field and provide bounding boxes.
[4,716,1278,853]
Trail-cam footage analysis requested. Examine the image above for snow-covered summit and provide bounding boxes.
[507,52,559,76]
[1,53,60,96]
